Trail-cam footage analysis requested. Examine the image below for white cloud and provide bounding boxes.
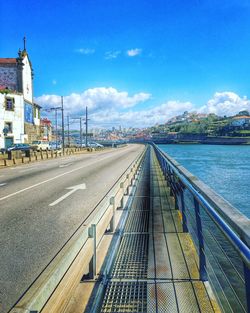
[36,89,250,128]
[127,48,142,57]
[75,48,95,55]
[90,101,193,127]
[199,92,250,116]
[36,87,151,116]
[105,51,121,59]
[36,88,191,127]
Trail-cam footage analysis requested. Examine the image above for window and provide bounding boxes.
[4,122,13,133]
[5,97,15,111]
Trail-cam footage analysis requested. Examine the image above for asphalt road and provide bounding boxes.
[0,144,144,313]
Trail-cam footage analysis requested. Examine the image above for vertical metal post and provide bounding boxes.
[243,263,250,313]
[126,174,129,195]
[120,182,125,209]
[80,118,82,147]
[180,189,188,233]
[67,115,70,147]
[85,106,88,147]
[55,109,58,150]
[170,170,174,196]
[110,197,115,232]
[163,159,167,179]
[88,224,96,278]
[61,96,65,154]
[194,197,207,281]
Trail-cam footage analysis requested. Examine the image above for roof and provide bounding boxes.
[0,58,17,64]
[233,115,250,120]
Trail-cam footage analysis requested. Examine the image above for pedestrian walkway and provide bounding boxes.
[99,147,220,312]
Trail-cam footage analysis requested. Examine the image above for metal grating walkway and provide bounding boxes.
[99,147,220,313]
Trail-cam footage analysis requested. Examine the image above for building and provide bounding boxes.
[40,118,52,140]
[231,116,250,127]
[0,39,41,149]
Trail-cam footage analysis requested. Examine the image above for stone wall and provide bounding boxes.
[24,122,41,143]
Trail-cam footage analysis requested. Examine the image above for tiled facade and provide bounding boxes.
[0,45,41,149]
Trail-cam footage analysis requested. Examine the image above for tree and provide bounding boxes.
[237,110,249,116]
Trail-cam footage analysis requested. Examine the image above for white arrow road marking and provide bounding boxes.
[49,183,86,206]
[0,147,131,202]
[0,183,7,187]
[59,162,73,168]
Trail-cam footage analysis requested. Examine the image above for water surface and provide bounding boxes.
[158,144,250,218]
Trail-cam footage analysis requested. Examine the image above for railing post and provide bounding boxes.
[169,170,174,196]
[243,263,250,313]
[120,182,125,209]
[88,224,96,279]
[110,197,115,232]
[163,159,167,179]
[194,197,207,281]
[180,189,188,233]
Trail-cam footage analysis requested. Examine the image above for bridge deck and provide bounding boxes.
[99,150,220,313]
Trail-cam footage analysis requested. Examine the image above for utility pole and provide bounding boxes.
[67,115,70,147]
[80,117,83,147]
[85,106,90,147]
[61,96,65,154]
[55,109,58,149]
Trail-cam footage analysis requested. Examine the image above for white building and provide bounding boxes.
[0,40,41,149]
[0,93,25,148]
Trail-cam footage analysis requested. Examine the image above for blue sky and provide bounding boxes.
[1,0,250,127]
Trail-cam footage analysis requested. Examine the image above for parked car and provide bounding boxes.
[6,143,33,151]
[48,141,62,150]
[32,140,50,151]
[88,142,104,148]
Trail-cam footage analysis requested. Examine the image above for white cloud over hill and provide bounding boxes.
[199,92,250,116]
[36,89,250,128]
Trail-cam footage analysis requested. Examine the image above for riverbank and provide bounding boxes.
[152,136,250,145]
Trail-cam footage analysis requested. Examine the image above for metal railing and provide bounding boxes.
[153,144,250,313]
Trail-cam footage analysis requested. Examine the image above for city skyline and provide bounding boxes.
[1,0,250,127]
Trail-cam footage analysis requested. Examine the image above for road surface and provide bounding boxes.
[0,144,144,313]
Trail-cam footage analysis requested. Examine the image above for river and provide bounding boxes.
[158,144,250,218]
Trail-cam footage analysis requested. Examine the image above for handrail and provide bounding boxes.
[153,143,250,312]
[153,143,250,268]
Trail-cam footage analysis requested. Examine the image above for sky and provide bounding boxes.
[1,0,250,128]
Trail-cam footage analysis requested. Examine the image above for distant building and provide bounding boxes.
[0,38,41,149]
[231,116,250,127]
[40,118,52,140]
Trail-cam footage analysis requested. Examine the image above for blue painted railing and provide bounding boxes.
[153,144,250,313]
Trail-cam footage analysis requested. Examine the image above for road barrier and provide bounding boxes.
[9,146,146,313]
[0,147,105,167]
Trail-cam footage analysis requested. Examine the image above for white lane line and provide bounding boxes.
[19,168,36,173]
[0,150,128,201]
[59,162,73,168]
[0,183,7,187]
[49,183,86,206]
